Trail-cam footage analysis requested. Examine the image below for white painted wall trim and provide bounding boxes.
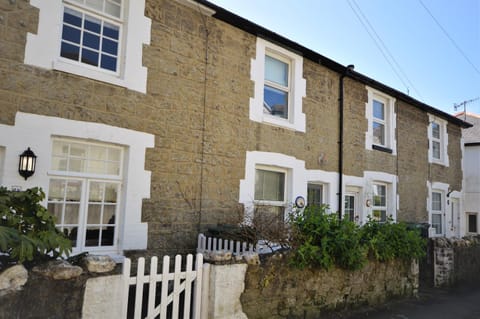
[239,151,306,221]
[365,86,397,154]
[250,38,306,132]
[25,0,151,93]
[0,112,154,253]
[363,171,398,223]
[305,169,339,212]
[427,114,449,167]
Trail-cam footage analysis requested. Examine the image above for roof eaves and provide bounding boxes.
[195,0,473,129]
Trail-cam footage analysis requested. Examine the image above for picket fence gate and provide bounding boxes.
[121,253,208,319]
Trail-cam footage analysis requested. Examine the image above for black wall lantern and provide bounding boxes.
[18,147,37,180]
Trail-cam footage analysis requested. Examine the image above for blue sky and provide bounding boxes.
[209,0,480,115]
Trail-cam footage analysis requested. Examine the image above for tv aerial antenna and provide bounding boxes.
[454,97,479,121]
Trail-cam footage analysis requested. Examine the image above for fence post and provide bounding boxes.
[121,258,131,319]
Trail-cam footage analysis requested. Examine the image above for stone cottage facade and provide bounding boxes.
[0,0,470,257]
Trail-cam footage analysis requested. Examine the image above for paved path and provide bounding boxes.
[327,285,480,319]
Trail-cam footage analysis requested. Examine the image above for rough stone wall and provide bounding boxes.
[430,236,480,287]
[0,271,85,319]
[396,100,430,222]
[241,253,419,319]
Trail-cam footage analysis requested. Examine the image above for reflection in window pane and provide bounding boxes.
[264,86,288,119]
[64,204,80,224]
[66,180,82,201]
[373,100,384,120]
[432,122,440,139]
[85,227,100,246]
[48,203,63,224]
[87,204,102,224]
[89,182,103,202]
[255,169,285,202]
[265,55,288,86]
[432,214,442,234]
[103,205,116,224]
[48,179,66,200]
[432,141,441,159]
[104,184,118,203]
[432,192,442,211]
[373,122,385,145]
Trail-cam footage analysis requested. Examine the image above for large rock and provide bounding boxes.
[0,264,28,296]
[84,255,116,273]
[33,260,83,280]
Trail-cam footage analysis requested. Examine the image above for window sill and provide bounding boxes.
[372,144,393,154]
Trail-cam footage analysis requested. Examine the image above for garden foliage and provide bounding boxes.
[0,187,72,264]
[289,205,426,270]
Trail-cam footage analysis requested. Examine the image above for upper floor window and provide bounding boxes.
[250,38,306,132]
[25,0,151,93]
[365,87,396,154]
[264,54,290,119]
[428,115,449,166]
[61,1,122,73]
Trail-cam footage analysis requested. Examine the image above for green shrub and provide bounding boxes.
[290,205,366,270]
[289,205,425,270]
[0,187,72,264]
[360,217,426,262]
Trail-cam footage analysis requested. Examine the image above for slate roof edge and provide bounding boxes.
[194,0,472,128]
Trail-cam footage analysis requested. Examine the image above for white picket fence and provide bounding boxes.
[197,233,256,256]
[121,253,208,319]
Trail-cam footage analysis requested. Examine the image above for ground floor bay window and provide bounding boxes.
[47,138,123,252]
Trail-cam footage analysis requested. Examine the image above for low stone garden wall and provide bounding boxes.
[240,252,419,319]
[431,236,480,287]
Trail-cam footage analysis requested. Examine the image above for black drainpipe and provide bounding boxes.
[338,64,355,219]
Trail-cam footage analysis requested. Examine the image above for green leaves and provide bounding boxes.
[0,187,72,264]
[289,206,426,270]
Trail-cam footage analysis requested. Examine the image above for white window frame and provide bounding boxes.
[24,0,151,93]
[254,165,287,207]
[365,86,396,154]
[0,112,154,256]
[372,182,388,222]
[59,2,123,75]
[239,151,306,223]
[250,38,306,132]
[307,182,325,207]
[428,114,449,166]
[430,191,444,236]
[364,171,397,223]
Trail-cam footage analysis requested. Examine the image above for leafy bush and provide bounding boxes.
[360,217,426,262]
[0,187,72,264]
[289,205,366,270]
[289,205,426,270]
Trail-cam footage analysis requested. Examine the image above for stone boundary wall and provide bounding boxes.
[432,236,480,287]
[240,252,419,319]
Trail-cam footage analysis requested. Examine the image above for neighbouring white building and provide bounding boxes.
[457,113,480,236]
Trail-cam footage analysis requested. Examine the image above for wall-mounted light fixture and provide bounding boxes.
[18,147,37,180]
